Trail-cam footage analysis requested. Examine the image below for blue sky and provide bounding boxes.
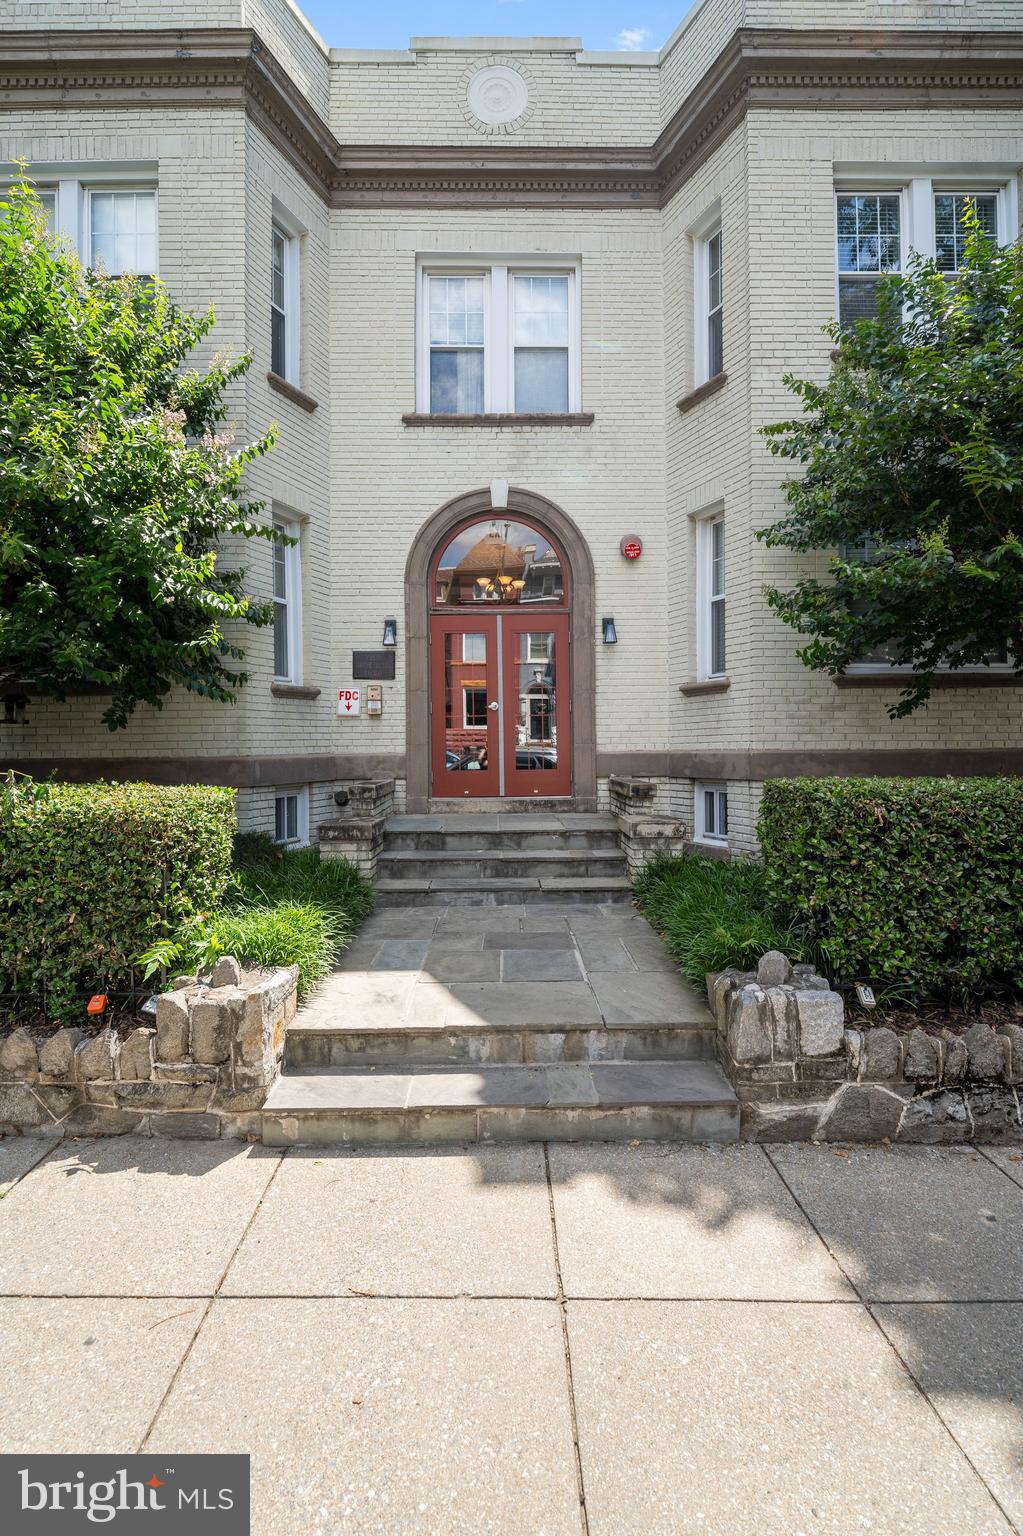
[296,0,697,53]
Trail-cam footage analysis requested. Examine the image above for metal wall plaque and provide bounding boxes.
[351,651,396,680]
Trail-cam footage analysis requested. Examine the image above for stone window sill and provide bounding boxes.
[677,372,727,414]
[680,676,730,697]
[267,372,319,413]
[834,673,1021,690]
[271,682,322,700]
[687,838,731,861]
[402,412,594,428]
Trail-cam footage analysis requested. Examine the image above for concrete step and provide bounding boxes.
[286,1020,717,1069]
[374,876,634,908]
[261,1060,739,1145]
[377,848,628,881]
[384,825,622,853]
[427,798,585,814]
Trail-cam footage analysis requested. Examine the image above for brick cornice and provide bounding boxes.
[2,27,1022,207]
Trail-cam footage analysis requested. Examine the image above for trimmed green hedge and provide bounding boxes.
[0,777,235,1015]
[759,777,1023,1001]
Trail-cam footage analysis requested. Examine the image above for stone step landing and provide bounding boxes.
[286,1019,717,1069]
[378,847,627,881]
[374,875,633,908]
[261,1061,739,1146]
[377,812,630,907]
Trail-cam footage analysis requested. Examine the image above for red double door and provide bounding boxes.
[430,611,571,797]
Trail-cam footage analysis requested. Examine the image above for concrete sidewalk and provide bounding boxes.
[1,1136,1022,1535]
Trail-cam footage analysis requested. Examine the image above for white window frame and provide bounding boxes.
[694,226,723,385]
[271,517,303,685]
[931,188,1002,274]
[462,685,489,730]
[270,219,300,385]
[84,188,158,279]
[834,188,905,329]
[695,783,729,846]
[695,510,726,681]
[274,787,309,848]
[416,257,581,415]
[4,167,161,271]
[462,632,487,662]
[835,173,1018,323]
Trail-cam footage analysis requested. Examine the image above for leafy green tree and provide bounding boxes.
[0,174,277,729]
[759,206,1023,716]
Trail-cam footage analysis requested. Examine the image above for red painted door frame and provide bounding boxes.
[501,611,572,798]
[429,613,501,797]
[429,610,572,798]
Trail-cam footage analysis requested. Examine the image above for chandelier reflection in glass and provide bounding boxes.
[434,518,565,606]
[473,522,524,601]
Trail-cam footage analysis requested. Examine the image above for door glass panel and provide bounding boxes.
[435,520,565,605]
[443,631,490,774]
[513,631,558,771]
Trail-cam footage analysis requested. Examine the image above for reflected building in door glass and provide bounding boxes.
[435,520,565,606]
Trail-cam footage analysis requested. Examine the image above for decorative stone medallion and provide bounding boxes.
[464,60,532,135]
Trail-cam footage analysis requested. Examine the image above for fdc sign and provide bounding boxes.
[338,687,361,716]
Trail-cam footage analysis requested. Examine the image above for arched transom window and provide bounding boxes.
[434,519,566,606]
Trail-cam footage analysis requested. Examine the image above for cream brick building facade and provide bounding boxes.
[2,0,1023,851]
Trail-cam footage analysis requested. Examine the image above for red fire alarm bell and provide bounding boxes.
[619,535,643,560]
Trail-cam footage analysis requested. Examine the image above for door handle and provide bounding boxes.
[488,701,499,711]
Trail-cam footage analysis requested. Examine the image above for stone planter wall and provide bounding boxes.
[318,777,396,879]
[712,954,1023,1144]
[607,776,692,874]
[615,814,691,878]
[0,959,297,1140]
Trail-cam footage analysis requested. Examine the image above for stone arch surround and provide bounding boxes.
[404,486,597,813]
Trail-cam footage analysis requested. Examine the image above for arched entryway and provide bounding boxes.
[404,487,596,812]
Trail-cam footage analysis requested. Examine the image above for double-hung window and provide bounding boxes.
[6,177,158,274]
[271,222,300,384]
[836,180,1011,327]
[706,231,723,379]
[694,227,723,385]
[836,193,902,328]
[33,189,56,230]
[697,514,726,679]
[934,192,999,273]
[419,262,580,415]
[272,519,302,683]
[89,189,158,278]
[428,275,485,413]
[274,788,308,847]
[512,275,570,412]
[695,784,729,845]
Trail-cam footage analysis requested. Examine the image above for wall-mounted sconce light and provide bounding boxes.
[602,617,618,645]
[382,618,398,647]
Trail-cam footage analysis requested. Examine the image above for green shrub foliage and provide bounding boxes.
[146,837,374,997]
[633,853,805,988]
[759,777,1023,1000]
[0,175,278,728]
[0,777,235,1014]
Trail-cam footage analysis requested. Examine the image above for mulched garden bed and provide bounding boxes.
[847,998,1023,1036]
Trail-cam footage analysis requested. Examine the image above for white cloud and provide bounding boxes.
[616,26,651,51]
